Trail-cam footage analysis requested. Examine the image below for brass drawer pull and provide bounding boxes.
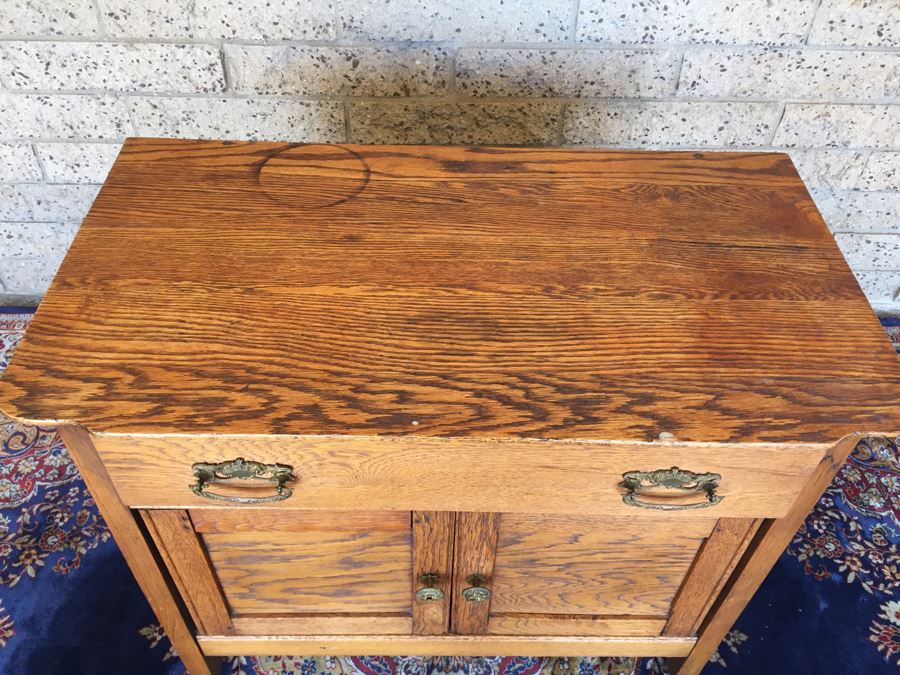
[190,457,295,504]
[415,573,444,602]
[619,466,723,511]
[461,574,492,603]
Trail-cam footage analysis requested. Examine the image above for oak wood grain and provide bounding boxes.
[93,434,827,518]
[201,522,413,616]
[196,633,696,657]
[412,511,455,635]
[57,426,219,675]
[671,435,861,675]
[1,141,897,443]
[663,518,762,636]
[230,616,412,636]
[451,512,500,635]
[142,509,234,635]
[487,615,666,637]
[18,143,895,667]
[190,509,410,533]
[490,514,714,617]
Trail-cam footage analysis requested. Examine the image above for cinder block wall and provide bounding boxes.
[1,0,898,312]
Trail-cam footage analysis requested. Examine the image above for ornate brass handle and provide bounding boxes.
[461,574,492,603]
[190,457,295,504]
[415,573,444,602]
[618,466,723,511]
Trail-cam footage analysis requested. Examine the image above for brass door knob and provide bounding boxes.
[461,574,491,603]
[415,573,444,602]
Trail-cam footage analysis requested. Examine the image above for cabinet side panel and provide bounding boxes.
[57,425,218,675]
[672,435,862,675]
[141,509,234,635]
[663,518,762,636]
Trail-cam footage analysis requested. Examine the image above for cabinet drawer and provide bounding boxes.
[96,434,827,518]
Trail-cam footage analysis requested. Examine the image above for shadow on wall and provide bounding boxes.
[216,47,779,149]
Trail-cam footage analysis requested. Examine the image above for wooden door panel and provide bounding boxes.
[490,514,715,617]
[449,512,751,638]
[142,508,460,637]
[412,511,455,635]
[200,528,411,615]
[451,512,500,635]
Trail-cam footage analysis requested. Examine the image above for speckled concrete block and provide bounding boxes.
[577,0,818,45]
[0,256,64,296]
[861,152,900,192]
[680,49,900,101]
[0,0,100,36]
[226,46,449,97]
[0,0,895,314]
[786,149,869,190]
[0,222,79,257]
[773,104,900,148]
[835,233,900,269]
[340,0,571,42]
[853,270,900,305]
[456,48,680,98]
[0,94,132,140]
[0,42,225,94]
[36,143,122,184]
[809,0,900,48]
[564,102,780,147]
[129,97,344,142]
[97,0,335,40]
[349,101,562,145]
[0,143,42,182]
[0,184,100,221]
[812,190,900,232]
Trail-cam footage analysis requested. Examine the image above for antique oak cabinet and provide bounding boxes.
[1,140,898,675]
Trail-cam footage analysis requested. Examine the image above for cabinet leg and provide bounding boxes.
[59,425,220,675]
[668,435,860,675]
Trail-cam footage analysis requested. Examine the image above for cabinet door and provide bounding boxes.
[451,512,759,638]
[141,509,455,637]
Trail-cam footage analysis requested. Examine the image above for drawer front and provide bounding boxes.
[96,434,826,518]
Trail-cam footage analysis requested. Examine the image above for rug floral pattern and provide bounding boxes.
[789,435,900,666]
[0,309,898,674]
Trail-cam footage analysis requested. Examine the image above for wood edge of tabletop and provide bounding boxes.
[0,409,895,452]
[117,137,798,159]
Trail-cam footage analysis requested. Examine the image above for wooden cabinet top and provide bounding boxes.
[1,139,897,443]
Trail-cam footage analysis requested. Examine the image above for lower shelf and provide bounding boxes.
[197,634,697,657]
